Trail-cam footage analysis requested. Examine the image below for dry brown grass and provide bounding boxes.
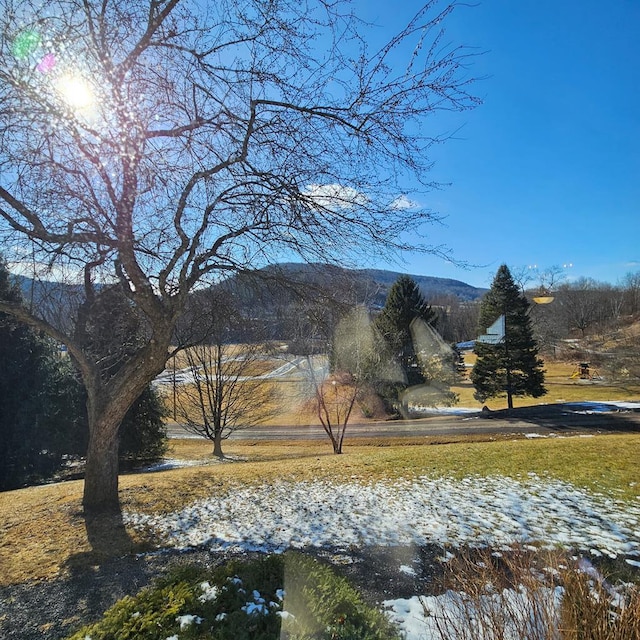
[430,546,640,639]
[0,480,93,584]
[161,376,319,428]
[168,344,282,369]
[2,433,638,587]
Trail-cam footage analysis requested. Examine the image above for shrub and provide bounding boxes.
[66,553,401,640]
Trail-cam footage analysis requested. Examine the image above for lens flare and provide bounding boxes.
[37,53,56,73]
[12,30,41,59]
[55,74,94,110]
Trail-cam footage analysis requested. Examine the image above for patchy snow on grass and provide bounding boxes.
[138,455,245,473]
[121,474,640,640]
[124,475,640,560]
[138,459,210,472]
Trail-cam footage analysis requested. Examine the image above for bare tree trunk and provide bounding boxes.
[81,342,170,513]
[213,431,224,458]
[83,394,128,513]
[83,418,120,514]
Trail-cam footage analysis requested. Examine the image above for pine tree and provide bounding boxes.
[375,275,436,387]
[471,265,546,408]
[0,260,82,490]
[0,264,167,490]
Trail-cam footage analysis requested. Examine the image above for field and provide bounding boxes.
[1,431,639,587]
[451,356,640,410]
[2,356,640,640]
[159,351,640,426]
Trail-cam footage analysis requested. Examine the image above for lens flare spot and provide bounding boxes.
[37,53,56,73]
[12,30,41,59]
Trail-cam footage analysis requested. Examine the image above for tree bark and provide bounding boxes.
[213,431,224,458]
[83,411,122,514]
[81,343,170,513]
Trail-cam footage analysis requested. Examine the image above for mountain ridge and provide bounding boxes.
[257,262,486,302]
[11,263,486,306]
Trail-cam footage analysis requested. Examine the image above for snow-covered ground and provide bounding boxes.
[124,474,640,639]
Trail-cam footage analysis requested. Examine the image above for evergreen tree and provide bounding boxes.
[0,260,82,490]
[375,275,436,387]
[471,265,546,408]
[112,386,168,466]
[0,263,167,490]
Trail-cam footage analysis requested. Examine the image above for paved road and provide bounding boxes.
[166,403,640,441]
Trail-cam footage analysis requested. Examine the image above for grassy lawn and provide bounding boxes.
[452,357,640,409]
[1,433,639,587]
[2,356,639,588]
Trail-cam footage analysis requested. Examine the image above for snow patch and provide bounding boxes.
[384,586,564,640]
[399,564,417,576]
[124,476,640,560]
[175,614,202,629]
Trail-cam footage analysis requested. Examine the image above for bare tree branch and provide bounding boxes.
[0,0,479,512]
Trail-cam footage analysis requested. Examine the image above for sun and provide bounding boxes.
[55,74,95,112]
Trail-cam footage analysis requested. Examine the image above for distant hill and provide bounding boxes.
[11,263,484,306]
[9,273,86,334]
[352,267,485,303]
[250,263,486,305]
[9,263,485,341]
[194,262,485,343]
[11,273,82,302]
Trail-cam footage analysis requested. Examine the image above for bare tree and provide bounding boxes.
[430,294,480,343]
[597,283,624,331]
[310,306,382,454]
[172,283,279,456]
[312,373,358,454]
[621,271,640,316]
[0,0,478,513]
[521,265,568,355]
[557,278,603,338]
[176,341,277,458]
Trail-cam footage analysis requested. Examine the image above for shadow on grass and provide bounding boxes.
[479,403,640,432]
[65,508,150,575]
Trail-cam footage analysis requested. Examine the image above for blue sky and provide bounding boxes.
[360,0,640,288]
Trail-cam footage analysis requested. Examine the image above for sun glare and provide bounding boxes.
[55,74,95,112]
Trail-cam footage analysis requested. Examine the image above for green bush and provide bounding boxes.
[67,553,401,640]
